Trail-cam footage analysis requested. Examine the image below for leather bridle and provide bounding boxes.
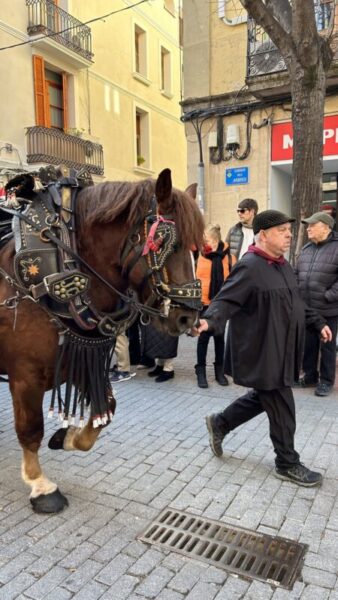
[119,197,202,320]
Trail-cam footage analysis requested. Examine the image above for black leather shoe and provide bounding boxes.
[155,370,174,382]
[315,383,333,397]
[148,365,164,377]
[205,414,226,457]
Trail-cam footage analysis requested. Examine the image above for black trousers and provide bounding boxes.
[302,315,338,386]
[215,387,300,470]
[197,330,225,366]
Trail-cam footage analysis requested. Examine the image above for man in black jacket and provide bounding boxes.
[195,210,331,487]
[295,211,338,397]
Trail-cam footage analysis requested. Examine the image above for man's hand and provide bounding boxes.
[320,325,332,343]
[190,319,209,336]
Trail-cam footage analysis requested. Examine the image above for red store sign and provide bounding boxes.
[271,115,338,161]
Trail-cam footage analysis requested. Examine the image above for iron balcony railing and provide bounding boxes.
[247,0,335,77]
[26,0,93,61]
[26,127,104,176]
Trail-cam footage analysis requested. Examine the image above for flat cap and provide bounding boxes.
[253,209,295,235]
[301,211,334,229]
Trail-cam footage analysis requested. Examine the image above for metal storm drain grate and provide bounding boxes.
[138,508,308,590]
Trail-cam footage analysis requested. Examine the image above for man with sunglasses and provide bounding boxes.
[226,198,258,259]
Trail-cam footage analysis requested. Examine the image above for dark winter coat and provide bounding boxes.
[225,223,244,259]
[204,252,326,390]
[141,323,178,360]
[295,231,338,317]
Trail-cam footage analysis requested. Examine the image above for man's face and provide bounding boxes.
[262,223,292,256]
[237,207,255,226]
[306,221,331,244]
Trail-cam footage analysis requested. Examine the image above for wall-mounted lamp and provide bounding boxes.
[0,143,23,167]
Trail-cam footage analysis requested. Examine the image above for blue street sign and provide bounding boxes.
[225,167,249,185]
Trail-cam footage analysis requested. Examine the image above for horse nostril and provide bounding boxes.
[177,315,195,330]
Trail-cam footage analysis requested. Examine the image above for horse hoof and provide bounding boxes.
[30,488,69,513]
[48,428,68,450]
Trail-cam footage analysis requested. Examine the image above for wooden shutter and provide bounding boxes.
[62,72,68,130]
[33,55,48,126]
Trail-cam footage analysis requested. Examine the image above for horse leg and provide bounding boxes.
[48,418,101,451]
[48,391,116,451]
[11,379,68,513]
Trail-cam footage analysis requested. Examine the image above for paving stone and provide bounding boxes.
[0,572,37,600]
[95,554,134,586]
[169,563,207,594]
[128,548,164,576]
[0,337,337,599]
[300,584,330,599]
[184,581,219,600]
[244,580,274,599]
[99,574,139,599]
[302,567,336,589]
[133,566,174,598]
[23,566,70,599]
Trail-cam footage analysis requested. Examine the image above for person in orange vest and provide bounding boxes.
[195,224,236,388]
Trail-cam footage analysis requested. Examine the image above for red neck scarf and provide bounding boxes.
[248,244,285,265]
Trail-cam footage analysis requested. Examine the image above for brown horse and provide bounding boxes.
[0,169,204,513]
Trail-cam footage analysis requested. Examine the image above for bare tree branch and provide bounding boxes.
[239,0,295,59]
[266,0,292,33]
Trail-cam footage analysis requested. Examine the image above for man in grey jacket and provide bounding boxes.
[225,198,258,259]
[295,211,338,397]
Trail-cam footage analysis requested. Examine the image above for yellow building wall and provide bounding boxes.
[0,0,187,190]
[69,0,187,188]
[210,3,247,96]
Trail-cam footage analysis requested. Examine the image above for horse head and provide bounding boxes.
[134,169,203,335]
[77,169,205,336]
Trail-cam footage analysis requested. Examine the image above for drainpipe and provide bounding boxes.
[196,126,205,213]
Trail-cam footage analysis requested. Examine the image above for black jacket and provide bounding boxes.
[204,252,325,390]
[295,231,338,317]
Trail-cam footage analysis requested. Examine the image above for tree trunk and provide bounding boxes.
[288,57,327,261]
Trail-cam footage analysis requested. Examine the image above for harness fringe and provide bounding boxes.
[48,330,115,429]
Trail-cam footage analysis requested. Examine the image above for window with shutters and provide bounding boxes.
[32,55,68,130]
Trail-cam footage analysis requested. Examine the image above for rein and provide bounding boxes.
[0,204,167,321]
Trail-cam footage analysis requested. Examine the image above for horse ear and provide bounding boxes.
[185,182,197,199]
[155,169,172,202]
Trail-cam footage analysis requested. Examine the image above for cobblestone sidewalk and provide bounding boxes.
[0,335,337,599]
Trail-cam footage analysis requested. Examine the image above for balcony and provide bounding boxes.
[26,0,93,69]
[246,0,338,98]
[26,127,104,176]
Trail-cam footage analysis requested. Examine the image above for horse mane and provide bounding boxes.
[76,178,205,250]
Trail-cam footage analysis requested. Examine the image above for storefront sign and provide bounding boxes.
[271,115,338,161]
[225,167,249,185]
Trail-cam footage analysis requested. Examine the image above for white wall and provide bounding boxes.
[270,166,292,215]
